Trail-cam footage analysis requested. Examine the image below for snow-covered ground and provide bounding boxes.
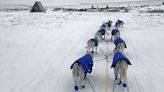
[0,4,164,92]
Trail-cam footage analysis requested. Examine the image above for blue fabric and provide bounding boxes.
[71,54,93,73]
[91,38,98,46]
[114,37,127,48]
[111,29,119,35]
[99,29,106,35]
[111,52,131,68]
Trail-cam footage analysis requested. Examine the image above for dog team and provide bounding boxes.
[70,19,132,91]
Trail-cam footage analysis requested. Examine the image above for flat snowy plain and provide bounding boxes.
[0,2,164,92]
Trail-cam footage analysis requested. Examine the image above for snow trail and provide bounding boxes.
[0,8,164,92]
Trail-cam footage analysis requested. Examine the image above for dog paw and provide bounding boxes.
[74,85,79,91]
[123,83,127,88]
[81,85,85,88]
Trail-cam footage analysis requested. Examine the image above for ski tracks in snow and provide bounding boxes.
[21,19,99,92]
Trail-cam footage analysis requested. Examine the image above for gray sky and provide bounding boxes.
[0,0,162,6]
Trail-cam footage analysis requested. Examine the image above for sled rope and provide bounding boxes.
[98,46,107,57]
[97,34,111,92]
[86,77,96,92]
[105,56,109,92]
[105,39,110,92]
[94,58,107,62]
[81,67,95,92]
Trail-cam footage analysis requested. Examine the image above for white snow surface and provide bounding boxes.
[0,6,164,92]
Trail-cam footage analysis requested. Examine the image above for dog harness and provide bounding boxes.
[111,51,131,68]
[114,37,127,48]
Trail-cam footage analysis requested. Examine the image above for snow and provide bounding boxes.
[0,3,164,92]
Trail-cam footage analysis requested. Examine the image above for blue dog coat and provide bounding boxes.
[91,38,98,47]
[111,29,119,35]
[114,37,127,48]
[111,52,131,68]
[99,29,106,35]
[70,54,93,73]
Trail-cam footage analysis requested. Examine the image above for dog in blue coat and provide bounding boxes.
[101,21,113,30]
[95,28,106,40]
[107,20,113,29]
[111,29,120,41]
[70,52,94,91]
[113,37,127,53]
[100,22,107,29]
[115,19,124,29]
[86,37,98,54]
[111,51,131,88]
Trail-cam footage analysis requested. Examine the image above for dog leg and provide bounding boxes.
[79,76,85,89]
[120,61,128,88]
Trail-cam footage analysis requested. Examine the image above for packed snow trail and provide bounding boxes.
[0,10,164,92]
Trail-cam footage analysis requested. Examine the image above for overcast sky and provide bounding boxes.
[0,0,162,6]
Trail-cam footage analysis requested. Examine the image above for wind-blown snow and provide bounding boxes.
[0,4,164,92]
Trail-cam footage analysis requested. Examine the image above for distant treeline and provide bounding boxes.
[53,6,131,12]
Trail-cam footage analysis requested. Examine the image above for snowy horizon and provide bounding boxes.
[0,0,163,7]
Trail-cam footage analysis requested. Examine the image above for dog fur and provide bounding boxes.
[71,52,93,91]
[111,32,120,41]
[86,38,98,54]
[114,59,128,88]
[113,42,126,53]
[72,63,85,91]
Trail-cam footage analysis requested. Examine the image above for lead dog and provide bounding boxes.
[113,37,127,53]
[102,20,113,30]
[111,51,131,88]
[106,20,113,30]
[111,29,120,41]
[85,37,98,54]
[115,19,124,29]
[70,52,94,91]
